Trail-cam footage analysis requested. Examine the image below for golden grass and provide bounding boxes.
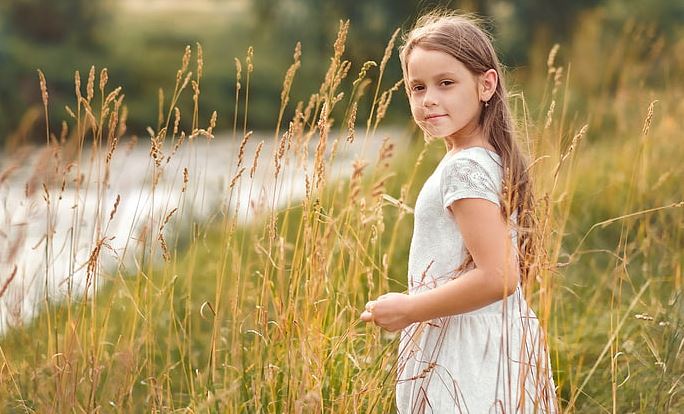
[0,15,682,413]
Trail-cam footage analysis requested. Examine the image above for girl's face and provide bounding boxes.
[405,47,483,141]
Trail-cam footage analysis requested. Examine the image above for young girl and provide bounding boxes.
[360,12,558,413]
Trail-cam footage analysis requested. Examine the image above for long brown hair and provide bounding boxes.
[399,11,537,283]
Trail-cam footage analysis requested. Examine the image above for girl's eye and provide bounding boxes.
[440,80,454,86]
[411,85,425,92]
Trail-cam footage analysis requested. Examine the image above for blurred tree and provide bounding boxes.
[1,0,109,46]
[247,0,489,127]
[472,0,602,66]
[250,0,490,63]
[1,0,682,144]
[0,0,111,144]
[602,0,684,39]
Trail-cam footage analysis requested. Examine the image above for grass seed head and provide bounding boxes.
[379,28,400,75]
[545,100,556,130]
[173,107,181,135]
[59,121,68,145]
[234,57,242,90]
[250,140,264,179]
[196,42,204,80]
[375,79,403,126]
[229,167,246,190]
[178,45,191,82]
[347,102,358,143]
[274,128,290,178]
[246,46,254,73]
[182,167,189,192]
[642,100,658,137]
[74,70,82,101]
[37,70,48,107]
[208,110,217,135]
[99,68,108,94]
[65,105,76,119]
[320,20,349,96]
[281,42,302,105]
[353,61,377,87]
[237,130,253,168]
[86,65,95,102]
[547,44,560,74]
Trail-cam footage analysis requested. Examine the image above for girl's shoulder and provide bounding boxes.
[442,147,502,176]
[439,147,503,207]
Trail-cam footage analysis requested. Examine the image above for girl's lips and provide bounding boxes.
[425,114,446,120]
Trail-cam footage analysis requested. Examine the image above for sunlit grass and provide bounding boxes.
[1,14,683,413]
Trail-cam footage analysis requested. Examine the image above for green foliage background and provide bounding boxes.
[1,0,683,144]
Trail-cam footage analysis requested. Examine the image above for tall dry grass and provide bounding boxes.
[0,14,682,413]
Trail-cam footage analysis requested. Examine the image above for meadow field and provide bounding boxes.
[0,10,683,414]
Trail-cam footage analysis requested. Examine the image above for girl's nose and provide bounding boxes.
[422,89,437,107]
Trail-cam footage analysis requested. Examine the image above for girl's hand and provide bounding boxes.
[359,293,416,332]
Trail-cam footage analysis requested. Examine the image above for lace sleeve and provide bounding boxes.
[441,157,501,210]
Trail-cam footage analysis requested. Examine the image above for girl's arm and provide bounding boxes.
[360,197,519,331]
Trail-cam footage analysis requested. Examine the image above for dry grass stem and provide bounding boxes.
[0,266,18,299]
[366,28,400,137]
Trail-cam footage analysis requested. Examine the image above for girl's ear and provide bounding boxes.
[479,69,498,102]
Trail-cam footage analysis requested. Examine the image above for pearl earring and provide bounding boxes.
[484,101,490,108]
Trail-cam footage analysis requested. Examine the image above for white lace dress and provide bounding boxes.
[395,147,557,413]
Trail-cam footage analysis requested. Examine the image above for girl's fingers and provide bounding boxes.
[365,300,376,311]
[360,310,373,322]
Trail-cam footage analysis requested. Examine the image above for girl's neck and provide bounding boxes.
[443,127,493,154]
